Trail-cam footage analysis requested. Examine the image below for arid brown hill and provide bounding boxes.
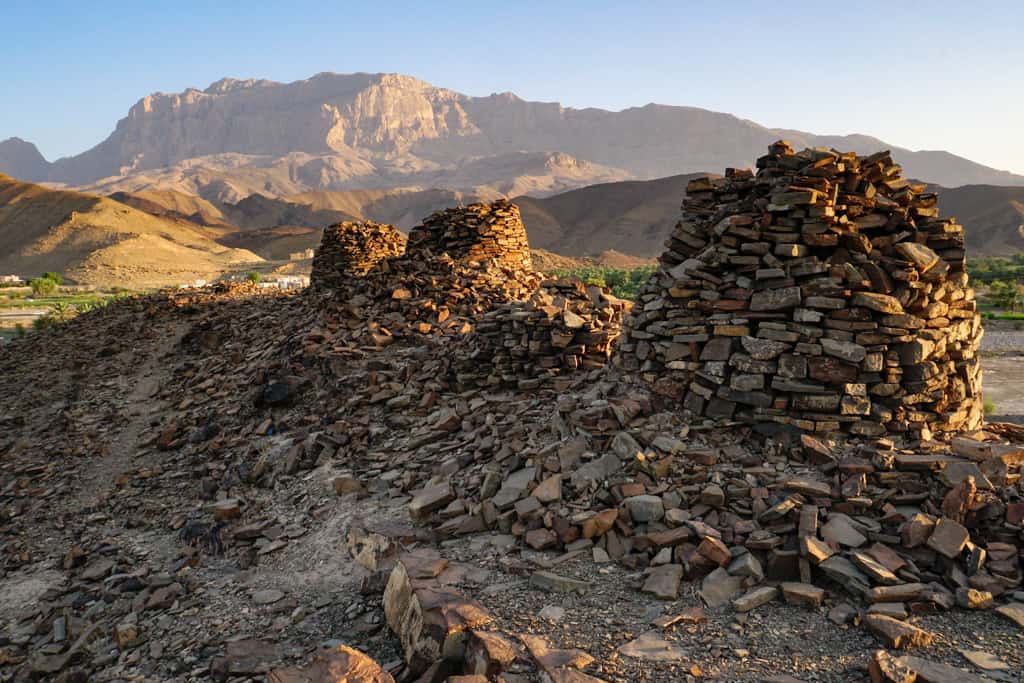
[514,173,706,256]
[0,173,262,286]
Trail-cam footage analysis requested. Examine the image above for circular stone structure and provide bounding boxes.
[405,199,533,272]
[618,141,983,438]
[311,221,407,288]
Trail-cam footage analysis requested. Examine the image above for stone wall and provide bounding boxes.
[475,279,631,387]
[617,141,983,437]
[310,221,407,288]
[405,199,533,273]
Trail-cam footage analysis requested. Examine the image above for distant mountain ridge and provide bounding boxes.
[2,72,1022,198]
[516,176,1024,259]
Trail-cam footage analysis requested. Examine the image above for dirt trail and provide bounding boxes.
[69,319,187,510]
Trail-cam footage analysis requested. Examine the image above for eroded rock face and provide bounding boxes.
[617,141,983,437]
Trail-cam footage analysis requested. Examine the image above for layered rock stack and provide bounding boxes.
[307,199,624,383]
[406,199,534,272]
[474,279,631,386]
[618,142,983,438]
[310,220,407,288]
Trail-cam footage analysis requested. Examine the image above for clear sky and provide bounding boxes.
[4,0,1023,173]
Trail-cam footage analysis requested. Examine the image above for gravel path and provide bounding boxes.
[981,322,1024,355]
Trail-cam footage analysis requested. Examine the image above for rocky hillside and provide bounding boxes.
[0,173,262,286]
[515,174,703,256]
[1,227,1022,680]
[3,72,1022,196]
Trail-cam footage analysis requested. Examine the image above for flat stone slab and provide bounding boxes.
[641,564,683,600]
[699,567,742,608]
[617,631,687,662]
[732,586,778,613]
[995,602,1024,628]
[530,571,590,595]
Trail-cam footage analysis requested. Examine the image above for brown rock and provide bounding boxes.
[581,509,618,539]
[641,564,683,600]
[926,518,969,559]
[267,645,395,683]
[864,614,934,649]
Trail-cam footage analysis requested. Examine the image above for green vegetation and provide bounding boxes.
[31,316,53,330]
[0,293,116,309]
[550,265,656,300]
[967,255,1024,284]
[982,311,1024,321]
[983,398,997,415]
[966,258,1024,316]
[29,274,59,297]
[988,280,1023,311]
[247,271,262,284]
[0,285,138,338]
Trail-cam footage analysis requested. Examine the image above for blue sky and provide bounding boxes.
[4,0,1023,173]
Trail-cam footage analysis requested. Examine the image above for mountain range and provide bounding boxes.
[3,72,1023,202]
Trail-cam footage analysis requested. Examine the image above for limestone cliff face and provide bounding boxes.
[43,73,480,184]
[5,71,1023,192]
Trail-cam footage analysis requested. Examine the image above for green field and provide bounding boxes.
[550,265,656,300]
[0,285,144,337]
[967,255,1024,284]
[0,293,122,309]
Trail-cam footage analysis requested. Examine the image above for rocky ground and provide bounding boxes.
[1,285,1023,683]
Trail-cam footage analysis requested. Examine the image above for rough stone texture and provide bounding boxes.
[406,199,533,272]
[475,278,630,383]
[616,141,984,437]
[267,645,396,683]
[311,220,407,288]
[310,200,628,384]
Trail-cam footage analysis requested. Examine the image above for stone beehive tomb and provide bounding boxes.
[618,141,983,437]
[310,220,407,288]
[405,199,534,272]
[308,199,627,382]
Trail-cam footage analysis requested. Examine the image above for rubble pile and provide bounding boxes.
[474,278,631,386]
[316,252,542,353]
[311,200,627,383]
[310,220,407,287]
[2,159,1024,681]
[406,199,534,272]
[617,142,983,439]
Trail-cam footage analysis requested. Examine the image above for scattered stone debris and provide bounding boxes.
[0,149,1022,681]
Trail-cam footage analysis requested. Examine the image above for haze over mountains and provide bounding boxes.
[3,72,1023,203]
